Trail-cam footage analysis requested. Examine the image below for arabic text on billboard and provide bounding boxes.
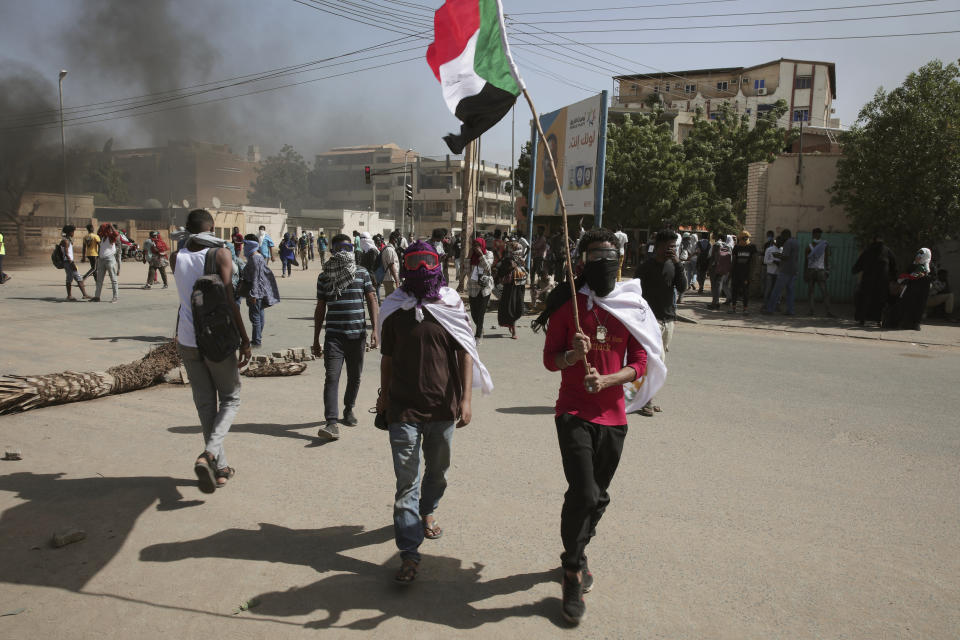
[534,94,603,217]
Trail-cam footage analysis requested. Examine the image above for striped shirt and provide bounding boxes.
[317,267,374,338]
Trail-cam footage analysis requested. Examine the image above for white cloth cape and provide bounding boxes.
[377,287,494,396]
[578,279,667,411]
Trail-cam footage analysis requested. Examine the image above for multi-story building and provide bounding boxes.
[109,140,261,210]
[613,58,838,142]
[313,143,515,234]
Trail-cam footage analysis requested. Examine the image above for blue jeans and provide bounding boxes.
[389,420,455,562]
[247,299,265,345]
[766,273,797,314]
[281,258,292,276]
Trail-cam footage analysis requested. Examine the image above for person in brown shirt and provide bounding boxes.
[377,241,474,585]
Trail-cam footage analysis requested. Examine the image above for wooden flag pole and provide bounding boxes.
[521,88,588,366]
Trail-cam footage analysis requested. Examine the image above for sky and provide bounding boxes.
[1,0,957,169]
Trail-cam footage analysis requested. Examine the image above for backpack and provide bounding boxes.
[713,244,732,275]
[51,244,66,269]
[190,248,242,362]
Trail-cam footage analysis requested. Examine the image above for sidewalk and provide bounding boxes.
[676,289,960,348]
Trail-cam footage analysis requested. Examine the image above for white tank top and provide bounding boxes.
[64,241,74,262]
[808,242,827,270]
[174,248,210,348]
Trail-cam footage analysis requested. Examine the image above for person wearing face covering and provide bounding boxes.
[495,241,527,339]
[535,227,665,626]
[376,241,493,585]
[634,230,687,417]
[241,234,280,347]
[884,247,933,331]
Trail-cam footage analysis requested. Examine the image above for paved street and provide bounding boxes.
[1,262,958,638]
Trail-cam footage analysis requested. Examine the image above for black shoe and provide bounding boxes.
[582,561,594,594]
[317,422,340,440]
[342,408,358,427]
[561,574,586,625]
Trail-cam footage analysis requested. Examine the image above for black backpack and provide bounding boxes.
[190,248,242,362]
[51,244,66,269]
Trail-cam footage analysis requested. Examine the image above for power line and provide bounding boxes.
[509,30,960,46]
[507,0,743,15]
[290,0,426,35]
[510,8,959,34]
[0,33,427,125]
[2,54,423,132]
[510,0,940,24]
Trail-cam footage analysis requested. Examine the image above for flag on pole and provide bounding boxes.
[426,0,525,154]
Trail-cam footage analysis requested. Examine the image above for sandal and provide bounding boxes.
[423,517,443,540]
[395,557,419,584]
[653,405,662,413]
[215,466,236,487]
[638,404,654,417]
[194,451,217,494]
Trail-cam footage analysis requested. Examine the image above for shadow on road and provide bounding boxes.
[0,472,201,592]
[4,296,69,303]
[140,523,562,630]
[495,407,555,415]
[90,335,170,343]
[170,421,327,445]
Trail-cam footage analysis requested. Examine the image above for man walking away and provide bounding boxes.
[763,236,781,308]
[299,232,310,270]
[804,228,833,317]
[81,223,99,282]
[381,230,402,297]
[764,229,799,315]
[635,230,686,417]
[0,231,8,284]
[729,231,757,314]
[537,227,664,625]
[707,234,732,310]
[317,232,328,266]
[241,234,280,347]
[60,225,91,301]
[377,240,493,584]
[312,234,379,440]
[171,209,251,493]
[695,234,711,294]
[614,225,629,281]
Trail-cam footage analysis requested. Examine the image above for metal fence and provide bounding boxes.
[793,232,859,303]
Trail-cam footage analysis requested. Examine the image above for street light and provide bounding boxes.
[402,148,413,237]
[58,69,68,225]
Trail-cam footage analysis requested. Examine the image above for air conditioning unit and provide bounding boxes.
[757,88,768,96]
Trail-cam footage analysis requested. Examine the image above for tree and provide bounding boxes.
[832,59,960,258]
[682,100,793,231]
[603,112,685,229]
[505,141,531,198]
[248,144,312,215]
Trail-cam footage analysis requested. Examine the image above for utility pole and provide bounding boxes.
[511,104,516,237]
[58,70,68,225]
[457,139,477,292]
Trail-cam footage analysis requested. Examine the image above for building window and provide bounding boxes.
[653,85,659,93]
[664,82,670,92]
[709,113,719,120]
[684,83,696,94]
[631,83,639,95]
[754,79,765,90]
[746,108,752,115]
[795,76,812,89]
[792,108,810,122]
[716,81,728,92]
[376,155,392,163]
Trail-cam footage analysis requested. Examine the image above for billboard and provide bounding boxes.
[531,93,607,219]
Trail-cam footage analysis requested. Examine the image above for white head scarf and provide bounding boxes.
[915,248,932,273]
[358,231,376,253]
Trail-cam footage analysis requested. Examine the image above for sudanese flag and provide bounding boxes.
[426,0,524,154]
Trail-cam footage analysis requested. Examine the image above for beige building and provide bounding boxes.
[613,59,839,142]
[314,143,515,235]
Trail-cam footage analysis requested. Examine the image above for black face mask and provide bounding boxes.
[583,259,619,297]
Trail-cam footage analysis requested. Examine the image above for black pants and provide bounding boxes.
[323,333,365,421]
[697,262,709,292]
[82,256,97,280]
[468,294,489,337]
[555,413,627,572]
[730,270,750,307]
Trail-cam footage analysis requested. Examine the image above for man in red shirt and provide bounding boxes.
[540,228,650,625]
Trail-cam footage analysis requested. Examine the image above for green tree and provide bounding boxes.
[603,112,685,228]
[505,141,531,198]
[682,100,793,231]
[248,144,311,215]
[832,59,960,257]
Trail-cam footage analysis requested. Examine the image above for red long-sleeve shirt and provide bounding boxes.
[543,293,647,426]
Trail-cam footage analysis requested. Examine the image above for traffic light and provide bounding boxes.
[404,182,413,217]
[364,166,371,184]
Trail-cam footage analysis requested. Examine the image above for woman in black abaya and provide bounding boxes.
[496,241,527,339]
[852,235,897,326]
